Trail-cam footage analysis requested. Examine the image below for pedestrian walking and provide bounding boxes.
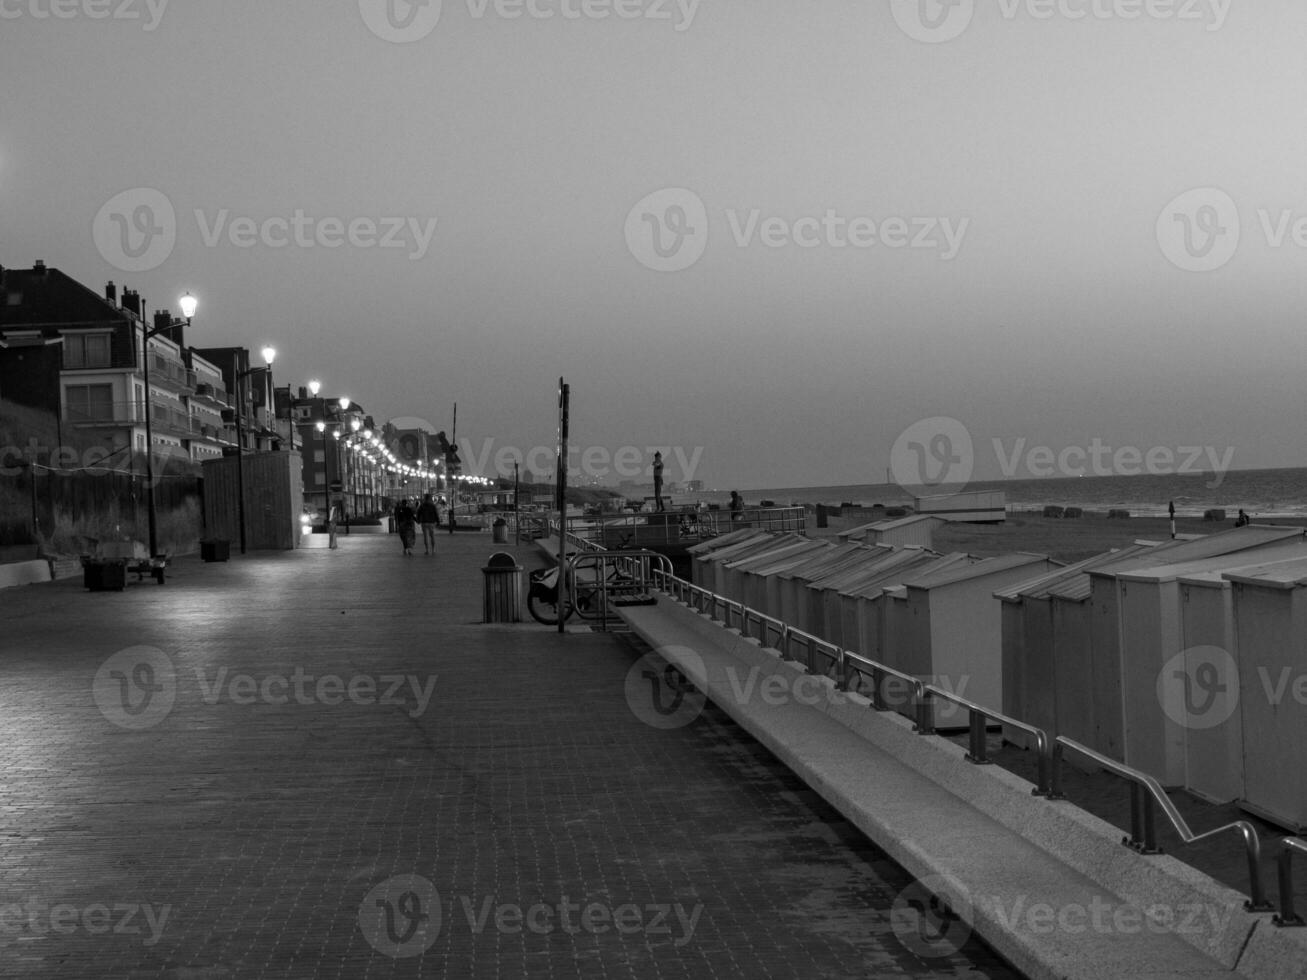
[417,493,440,555]
[395,498,418,555]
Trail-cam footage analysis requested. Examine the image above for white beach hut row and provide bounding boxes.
[996,524,1307,830]
[687,532,1059,729]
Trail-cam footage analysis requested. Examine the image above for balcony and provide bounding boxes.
[148,352,197,393]
[192,381,232,408]
[65,401,138,428]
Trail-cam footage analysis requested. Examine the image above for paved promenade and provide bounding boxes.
[0,532,1019,979]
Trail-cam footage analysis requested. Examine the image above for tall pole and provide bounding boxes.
[234,370,248,554]
[556,379,570,635]
[142,321,159,556]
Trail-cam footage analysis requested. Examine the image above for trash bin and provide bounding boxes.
[815,504,828,528]
[200,539,230,563]
[493,518,508,544]
[482,552,523,623]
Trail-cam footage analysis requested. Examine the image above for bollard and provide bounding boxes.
[482,552,523,623]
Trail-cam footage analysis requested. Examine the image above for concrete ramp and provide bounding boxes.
[619,593,1307,980]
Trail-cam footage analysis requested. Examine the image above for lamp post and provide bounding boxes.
[260,345,280,448]
[142,291,197,557]
[231,346,275,554]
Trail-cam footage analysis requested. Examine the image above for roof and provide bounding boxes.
[0,265,132,330]
[903,552,1056,590]
[1223,555,1307,590]
[1042,525,1306,602]
[994,547,1147,602]
[732,539,832,576]
[690,532,780,563]
[850,553,977,600]
[869,514,946,532]
[777,543,889,582]
[724,538,826,570]
[686,528,763,555]
[833,551,972,599]
[1115,538,1307,584]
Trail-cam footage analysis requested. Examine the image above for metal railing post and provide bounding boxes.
[1275,840,1307,926]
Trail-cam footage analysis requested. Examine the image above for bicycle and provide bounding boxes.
[526,560,644,626]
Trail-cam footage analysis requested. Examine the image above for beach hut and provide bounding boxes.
[846,552,973,669]
[807,548,946,649]
[688,530,773,588]
[773,543,886,627]
[693,532,786,596]
[893,554,1060,728]
[1113,538,1307,788]
[729,538,831,616]
[838,514,945,549]
[914,490,1006,523]
[993,548,1149,749]
[1224,556,1307,830]
[718,535,820,606]
[1084,525,1306,769]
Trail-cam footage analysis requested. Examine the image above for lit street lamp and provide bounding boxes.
[142,291,197,557]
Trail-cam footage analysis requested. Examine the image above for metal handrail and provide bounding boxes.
[1274,837,1307,926]
[921,684,1055,795]
[1052,736,1271,911]
[642,568,1276,910]
[567,549,672,629]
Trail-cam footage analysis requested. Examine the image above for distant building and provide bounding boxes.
[0,261,232,470]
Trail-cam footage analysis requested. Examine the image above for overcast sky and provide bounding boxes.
[4,0,1305,490]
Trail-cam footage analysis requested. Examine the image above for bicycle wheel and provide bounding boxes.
[527,588,563,625]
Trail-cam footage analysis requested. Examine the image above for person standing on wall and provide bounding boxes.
[653,451,665,512]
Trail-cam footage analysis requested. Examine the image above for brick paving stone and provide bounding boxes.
[0,533,1021,979]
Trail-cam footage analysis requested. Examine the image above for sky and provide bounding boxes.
[4,0,1307,491]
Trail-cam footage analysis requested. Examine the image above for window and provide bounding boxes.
[66,384,115,422]
[64,333,112,369]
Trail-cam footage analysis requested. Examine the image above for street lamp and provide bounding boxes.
[142,291,197,557]
[260,345,279,447]
[231,346,275,554]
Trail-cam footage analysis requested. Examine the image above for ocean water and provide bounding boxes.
[715,467,1307,519]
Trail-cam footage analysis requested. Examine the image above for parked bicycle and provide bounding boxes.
[526,560,643,625]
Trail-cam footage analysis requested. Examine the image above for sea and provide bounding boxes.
[702,467,1307,520]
